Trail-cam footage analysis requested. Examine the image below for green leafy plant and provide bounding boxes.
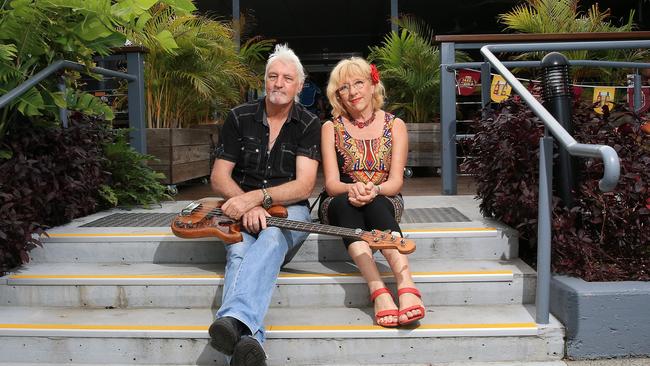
[0,0,196,143]
[100,129,171,208]
[368,16,469,123]
[498,0,645,82]
[121,3,261,128]
[463,99,649,281]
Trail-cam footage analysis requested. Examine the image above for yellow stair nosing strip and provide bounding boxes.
[9,270,513,280]
[44,227,497,238]
[0,323,537,332]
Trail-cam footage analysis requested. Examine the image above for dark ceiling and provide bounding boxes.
[195,0,647,72]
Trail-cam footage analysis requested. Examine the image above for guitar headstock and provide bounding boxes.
[359,230,416,254]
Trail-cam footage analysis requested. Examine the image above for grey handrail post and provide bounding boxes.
[58,75,68,129]
[536,135,553,324]
[126,50,147,155]
[633,71,642,112]
[480,61,491,108]
[440,41,457,195]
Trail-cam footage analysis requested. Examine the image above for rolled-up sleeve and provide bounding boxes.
[296,118,321,162]
[214,110,240,163]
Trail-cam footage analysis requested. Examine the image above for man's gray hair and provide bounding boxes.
[265,44,305,102]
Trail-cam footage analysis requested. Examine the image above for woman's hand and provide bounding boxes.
[348,181,378,207]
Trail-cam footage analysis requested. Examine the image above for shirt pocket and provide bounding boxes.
[279,142,297,175]
[239,136,263,171]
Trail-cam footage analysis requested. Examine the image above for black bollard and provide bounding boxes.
[541,52,575,207]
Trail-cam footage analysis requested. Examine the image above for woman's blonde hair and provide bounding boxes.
[326,57,385,118]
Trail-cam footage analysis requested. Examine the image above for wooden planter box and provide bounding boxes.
[406,122,441,168]
[146,126,219,185]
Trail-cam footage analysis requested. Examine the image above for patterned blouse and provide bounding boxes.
[320,111,404,224]
[333,112,395,185]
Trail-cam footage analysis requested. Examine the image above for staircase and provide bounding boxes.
[0,196,565,365]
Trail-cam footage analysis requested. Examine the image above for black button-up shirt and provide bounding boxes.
[215,98,321,198]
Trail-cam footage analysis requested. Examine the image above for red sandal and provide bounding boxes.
[397,287,426,325]
[370,287,398,328]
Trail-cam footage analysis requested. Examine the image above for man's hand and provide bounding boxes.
[221,191,262,220]
[241,206,270,234]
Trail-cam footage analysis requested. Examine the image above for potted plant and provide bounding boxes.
[121,4,264,189]
[489,1,650,358]
[368,17,469,172]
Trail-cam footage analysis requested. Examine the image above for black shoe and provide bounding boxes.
[208,316,243,356]
[230,336,267,366]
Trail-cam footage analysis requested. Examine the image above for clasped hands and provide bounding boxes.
[348,181,379,207]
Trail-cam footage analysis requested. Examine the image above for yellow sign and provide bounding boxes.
[490,75,512,103]
[593,87,615,114]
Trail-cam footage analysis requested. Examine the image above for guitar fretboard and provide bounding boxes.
[203,207,363,239]
[266,217,363,239]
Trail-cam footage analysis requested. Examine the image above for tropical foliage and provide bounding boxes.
[463,98,649,281]
[0,0,196,143]
[498,0,645,82]
[368,16,468,123]
[121,4,265,128]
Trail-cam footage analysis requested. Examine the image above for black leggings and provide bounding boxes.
[326,194,402,248]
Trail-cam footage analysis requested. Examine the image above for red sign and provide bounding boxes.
[456,70,480,96]
[627,87,650,114]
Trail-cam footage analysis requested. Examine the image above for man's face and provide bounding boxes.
[265,60,302,106]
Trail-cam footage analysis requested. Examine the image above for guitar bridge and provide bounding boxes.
[180,201,201,216]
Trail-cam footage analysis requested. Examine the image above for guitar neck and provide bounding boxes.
[266,216,363,239]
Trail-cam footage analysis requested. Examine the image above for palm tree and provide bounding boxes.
[498,0,644,82]
[123,4,260,128]
[368,16,469,123]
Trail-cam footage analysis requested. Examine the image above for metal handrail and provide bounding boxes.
[474,41,650,325]
[481,44,621,191]
[0,53,147,154]
[0,60,135,109]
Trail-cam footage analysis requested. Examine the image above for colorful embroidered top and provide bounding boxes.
[333,112,395,185]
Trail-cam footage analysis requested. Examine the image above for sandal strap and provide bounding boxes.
[370,287,392,302]
[397,287,421,298]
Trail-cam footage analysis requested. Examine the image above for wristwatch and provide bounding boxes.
[261,187,273,209]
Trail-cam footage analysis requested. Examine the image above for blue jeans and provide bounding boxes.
[216,204,310,345]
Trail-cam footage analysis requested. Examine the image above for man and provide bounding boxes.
[208,44,321,366]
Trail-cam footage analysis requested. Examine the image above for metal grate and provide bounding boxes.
[401,207,470,223]
[81,207,470,228]
[81,213,177,227]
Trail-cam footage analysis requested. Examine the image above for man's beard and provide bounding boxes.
[268,90,292,105]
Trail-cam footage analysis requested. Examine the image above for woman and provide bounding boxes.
[320,57,425,327]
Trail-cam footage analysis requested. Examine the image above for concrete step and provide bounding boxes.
[1,259,535,308]
[30,196,517,264]
[0,362,569,366]
[0,304,564,365]
[30,225,516,264]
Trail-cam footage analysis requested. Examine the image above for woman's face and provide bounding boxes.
[336,73,374,114]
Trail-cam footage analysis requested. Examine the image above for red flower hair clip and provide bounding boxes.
[370,64,380,85]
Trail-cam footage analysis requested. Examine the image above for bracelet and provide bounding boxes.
[374,184,382,194]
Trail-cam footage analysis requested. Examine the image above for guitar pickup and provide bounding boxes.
[180,201,201,216]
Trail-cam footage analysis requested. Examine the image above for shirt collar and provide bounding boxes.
[255,97,300,126]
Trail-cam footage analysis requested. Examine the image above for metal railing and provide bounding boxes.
[0,48,147,153]
[439,36,650,324]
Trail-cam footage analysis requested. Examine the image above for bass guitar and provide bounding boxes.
[171,197,415,254]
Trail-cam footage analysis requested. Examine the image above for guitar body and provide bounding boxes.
[170,197,287,243]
